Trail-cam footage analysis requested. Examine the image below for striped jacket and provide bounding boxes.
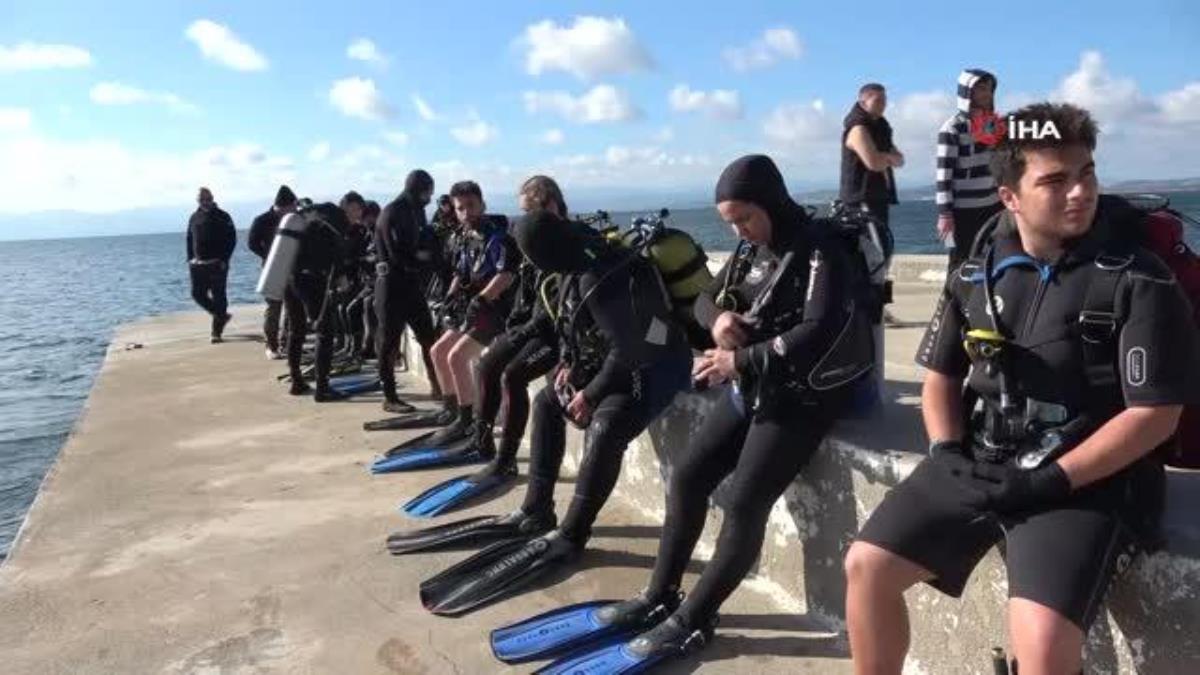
[935,69,1000,216]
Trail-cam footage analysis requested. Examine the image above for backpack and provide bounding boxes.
[1092,195,1200,468]
[968,194,1200,468]
[608,209,716,350]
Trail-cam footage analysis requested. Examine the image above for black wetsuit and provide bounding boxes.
[249,207,285,352]
[517,247,692,545]
[473,261,560,467]
[645,154,866,626]
[284,203,349,392]
[338,221,372,357]
[858,205,1200,629]
[186,205,236,336]
[374,192,438,403]
[453,216,519,343]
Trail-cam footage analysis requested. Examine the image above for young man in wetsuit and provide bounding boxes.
[845,103,1200,675]
[186,187,237,343]
[248,185,297,359]
[423,181,518,439]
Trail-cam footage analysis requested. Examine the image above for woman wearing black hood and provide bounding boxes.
[520,155,872,670]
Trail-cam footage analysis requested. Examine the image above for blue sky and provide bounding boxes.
[1,0,1198,220]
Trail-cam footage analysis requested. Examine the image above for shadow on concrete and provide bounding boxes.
[590,524,664,540]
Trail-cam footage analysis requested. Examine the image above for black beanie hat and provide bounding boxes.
[514,210,602,273]
[274,184,297,207]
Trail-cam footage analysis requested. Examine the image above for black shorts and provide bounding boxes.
[856,455,1161,629]
[461,300,506,344]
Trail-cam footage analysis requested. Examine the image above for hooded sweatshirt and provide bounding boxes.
[935,69,1001,215]
[698,155,858,405]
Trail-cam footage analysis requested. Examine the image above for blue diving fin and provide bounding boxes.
[401,461,517,518]
[490,591,679,664]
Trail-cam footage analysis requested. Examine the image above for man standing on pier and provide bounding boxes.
[248,185,297,358]
[186,187,237,343]
[840,82,903,229]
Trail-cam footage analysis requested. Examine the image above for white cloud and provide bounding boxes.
[308,141,331,162]
[669,84,743,120]
[1159,83,1200,124]
[184,19,268,71]
[89,82,199,114]
[652,126,675,143]
[0,107,33,133]
[539,128,565,145]
[0,42,92,71]
[723,27,802,72]
[347,38,388,67]
[523,84,640,123]
[383,130,410,146]
[329,77,391,121]
[763,99,836,145]
[412,94,439,122]
[450,118,498,147]
[1051,51,1155,127]
[520,16,652,80]
[0,135,295,213]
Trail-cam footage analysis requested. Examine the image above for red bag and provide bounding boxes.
[1136,204,1200,468]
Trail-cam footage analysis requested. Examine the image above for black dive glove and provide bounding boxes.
[465,295,493,325]
[971,461,1071,512]
[929,440,974,478]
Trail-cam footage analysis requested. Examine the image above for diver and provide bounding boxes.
[283,200,352,400]
[397,208,692,618]
[385,176,571,517]
[374,170,440,413]
[248,185,297,359]
[845,103,1200,675]
[489,154,878,671]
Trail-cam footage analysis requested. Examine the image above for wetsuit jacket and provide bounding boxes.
[557,251,690,405]
[248,208,282,261]
[374,193,425,280]
[920,208,1200,434]
[695,217,857,406]
[187,206,236,262]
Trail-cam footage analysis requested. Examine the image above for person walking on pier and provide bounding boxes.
[186,187,237,343]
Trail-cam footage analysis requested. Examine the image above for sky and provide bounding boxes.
[1,0,1198,227]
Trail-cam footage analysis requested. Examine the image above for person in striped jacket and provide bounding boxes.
[936,69,1003,270]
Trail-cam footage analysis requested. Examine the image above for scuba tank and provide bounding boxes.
[257,212,309,301]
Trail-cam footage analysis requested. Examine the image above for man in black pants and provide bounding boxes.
[284,202,350,401]
[248,185,297,359]
[846,103,1200,674]
[375,170,440,413]
[186,187,237,343]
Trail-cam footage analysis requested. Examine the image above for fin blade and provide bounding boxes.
[490,600,622,664]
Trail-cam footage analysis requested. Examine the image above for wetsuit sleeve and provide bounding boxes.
[374,206,396,267]
[694,254,734,329]
[915,278,970,378]
[580,268,649,404]
[733,241,851,379]
[1117,267,1200,406]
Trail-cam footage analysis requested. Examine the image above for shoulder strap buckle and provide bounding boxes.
[1078,310,1117,344]
[1095,253,1134,271]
